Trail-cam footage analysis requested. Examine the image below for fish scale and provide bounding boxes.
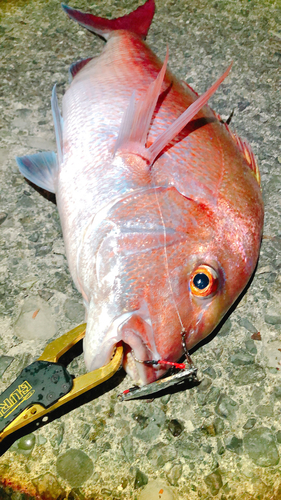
[16,0,263,386]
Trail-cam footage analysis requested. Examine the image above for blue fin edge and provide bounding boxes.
[69,57,93,82]
[51,85,63,165]
[16,151,57,194]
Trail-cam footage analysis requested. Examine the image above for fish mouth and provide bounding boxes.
[120,314,166,386]
[83,308,167,386]
[121,337,165,387]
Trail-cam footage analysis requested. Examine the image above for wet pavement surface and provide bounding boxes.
[0,0,280,498]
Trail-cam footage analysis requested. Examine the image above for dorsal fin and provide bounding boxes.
[69,57,93,81]
[114,48,169,158]
[147,63,233,165]
[115,62,233,167]
[228,129,261,185]
[61,0,155,40]
[213,109,261,186]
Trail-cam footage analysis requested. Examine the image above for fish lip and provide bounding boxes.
[122,341,163,386]
[120,319,165,386]
[122,343,147,386]
[83,306,165,386]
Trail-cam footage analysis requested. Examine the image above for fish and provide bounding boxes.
[16,0,264,386]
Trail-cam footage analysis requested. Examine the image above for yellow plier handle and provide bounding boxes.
[0,323,123,443]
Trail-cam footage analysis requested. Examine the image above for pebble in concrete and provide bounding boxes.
[204,469,223,496]
[265,314,281,325]
[134,469,148,489]
[133,421,161,442]
[147,443,177,468]
[273,387,281,400]
[231,364,266,386]
[0,355,14,377]
[14,296,56,340]
[166,463,183,486]
[175,438,202,462]
[167,419,184,437]
[225,435,243,455]
[244,427,279,467]
[239,318,259,333]
[63,297,85,322]
[255,404,274,418]
[230,352,255,366]
[243,418,257,430]
[121,435,134,463]
[215,394,238,421]
[56,449,94,487]
[13,433,36,456]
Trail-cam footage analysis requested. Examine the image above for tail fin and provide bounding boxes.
[61,0,155,40]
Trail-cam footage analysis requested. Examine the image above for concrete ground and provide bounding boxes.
[0,0,280,498]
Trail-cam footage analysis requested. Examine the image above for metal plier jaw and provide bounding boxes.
[0,324,123,444]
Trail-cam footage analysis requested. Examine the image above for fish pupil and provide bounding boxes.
[193,273,209,290]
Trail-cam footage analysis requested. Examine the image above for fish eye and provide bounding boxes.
[190,265,219,298]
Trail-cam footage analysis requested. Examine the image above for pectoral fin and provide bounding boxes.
[16,151,57,193]
[51,85,63,166]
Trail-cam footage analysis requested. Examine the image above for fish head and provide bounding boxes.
[120,197,260,385]
[83,180,262,387]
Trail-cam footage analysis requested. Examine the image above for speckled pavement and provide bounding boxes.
[0,0,280,498]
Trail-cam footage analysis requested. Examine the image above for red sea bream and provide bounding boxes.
[16,0,264,386]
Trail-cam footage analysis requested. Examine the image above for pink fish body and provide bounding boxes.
[17,0,263,386]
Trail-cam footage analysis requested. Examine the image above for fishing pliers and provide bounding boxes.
[0,323,123,448]
[0,323,198,452]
